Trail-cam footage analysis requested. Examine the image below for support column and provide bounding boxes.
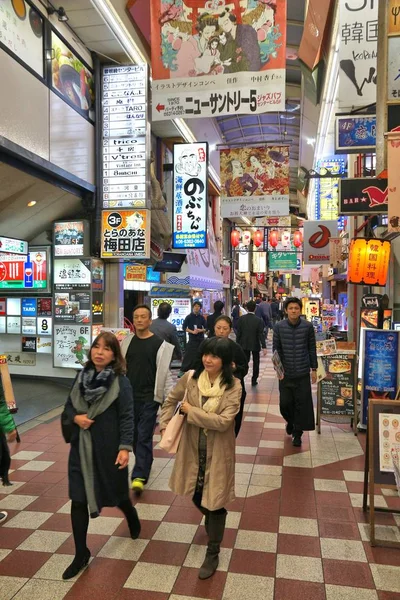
[104,262,124,328]
[375,0,389,174]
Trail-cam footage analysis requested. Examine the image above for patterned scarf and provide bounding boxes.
[197,370,226,413]
[79,365,115,405]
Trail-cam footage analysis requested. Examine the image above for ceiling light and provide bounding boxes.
[306,137,316,146]
[47,5,69,22]
[27,201,37,207]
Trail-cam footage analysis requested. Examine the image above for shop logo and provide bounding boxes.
[309,225,331,249]
[362,185,388,208]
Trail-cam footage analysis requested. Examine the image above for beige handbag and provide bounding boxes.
[159,371,194,454]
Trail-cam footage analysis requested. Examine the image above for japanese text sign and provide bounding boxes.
[0,0,43,76]
[150,0,287,120]
[0,237,28,255]
[329,238,342,267]
[347,238,391,286]
[335,114,376,154]
[339,178,388,215]
[388,36,400,104]
[303,221,338,264]
[101,210,150,259]
[315,158,345,221]
[173,142,208,249]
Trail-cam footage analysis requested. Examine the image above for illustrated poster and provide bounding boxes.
[53,324,91,369]
[379,413,400,472]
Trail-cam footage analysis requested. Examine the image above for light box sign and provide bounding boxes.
[151,297,191,330]
[53,221,89,257]
[53,324,91,369]
[101,210,150,259]
[315,158,345,221]
[339,178,388,215]
[335,115,376,154]
[102,64,148,209]
[53,258,92,290]
[269,252,298,271]
[303,220,338,264]
[0,247,49,291]
[0,237,28,255]
[172,142,208,249]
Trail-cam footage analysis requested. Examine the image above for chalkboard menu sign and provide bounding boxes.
[320,352,356,416]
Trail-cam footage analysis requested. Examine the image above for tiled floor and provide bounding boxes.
[1,343,400,599]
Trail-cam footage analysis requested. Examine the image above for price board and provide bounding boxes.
[319,352,356,416]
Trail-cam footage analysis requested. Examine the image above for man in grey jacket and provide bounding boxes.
[273,297,317,447]
[121,305,174,494]
[150,302,182,361]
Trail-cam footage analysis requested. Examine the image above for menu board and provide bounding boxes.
[53,324,91,369]
[0,247,49,291]
[53,258,91,290]
[320,352,356,416]
[379,413,400,473]
[102,65,148,209]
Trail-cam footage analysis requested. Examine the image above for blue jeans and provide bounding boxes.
[131,399,159,483]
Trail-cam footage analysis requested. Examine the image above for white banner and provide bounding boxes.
[329,238,342,267]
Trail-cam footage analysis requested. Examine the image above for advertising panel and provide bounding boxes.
[269,252,297,271]
[150,0,287,120]
[0,0,43,76]
[37,317,52,336]
[21,298,37,317]
[53,221,89,257]
[91,259,105,291]
[101,210,150,259]
[335,114,376,154]
[53,324,91,368]
[37,337,52,354]
[92,292,104,324]
[54,292,91,324]
[388,36,400,103]
[53,258,91,291]
[303,220,338,264]
[150,297,191,330]
[173,142,208,249]
[37,298,52,317]
[124,265,147,281]
[0,237,28,255]
[4,352,35,366]
[21,317,36,335]
[0,247,49,291]
[6,317,21,334]
[220,146,290,218]
[339,178,388,215]
[314,158,345,221]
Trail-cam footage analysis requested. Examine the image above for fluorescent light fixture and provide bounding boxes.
[241,217,252,225]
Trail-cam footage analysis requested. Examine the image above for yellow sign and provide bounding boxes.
[101,210,150,259]
[125,265,147,281]
[389,0,400,34]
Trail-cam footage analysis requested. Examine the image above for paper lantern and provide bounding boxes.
[269,229,279,248]
[231,230,240,248]
[347,238,391,286]
[242,230,251,245]
[253,230,263,247]
[293,229,303,248]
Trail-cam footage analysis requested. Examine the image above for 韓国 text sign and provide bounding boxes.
[101,210,150,259]
[173,142,208,249]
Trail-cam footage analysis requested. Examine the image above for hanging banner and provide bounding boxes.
[101,210,150,259]
[339,178,388,215]
[387,131,400,235]
[338,0,378,110]
[329,238,342,267]
[303,220,338,264]
[335,114,376,154]
[388,35,400,103]
[298,0,332,71]
[220,146,289,218]
[172,142,208,249]
[314,158,345,221]
[150,0,287,120]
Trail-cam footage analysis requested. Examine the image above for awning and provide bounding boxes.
[149,285,191,297]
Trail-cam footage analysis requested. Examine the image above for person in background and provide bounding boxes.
[0,379,17,523]
[150,301,182,361]
[206,300,224,338]
[231,300,240,333]
[273,297,318,447]
[255,295,272,339]
[159,337,241,580]
[236,300,267,386]
[121,305,174,494]
[180,301,207,373]
[62,332,140,580]
[270,296,281,325]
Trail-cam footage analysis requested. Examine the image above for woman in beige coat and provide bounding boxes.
[160,337,241,580]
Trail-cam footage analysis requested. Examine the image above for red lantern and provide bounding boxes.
[293,229,303,248]
[231,229,240,248]
[253,229,263,247]
[269,229,279,248]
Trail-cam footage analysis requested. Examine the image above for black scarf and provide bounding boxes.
[79,365,115,405]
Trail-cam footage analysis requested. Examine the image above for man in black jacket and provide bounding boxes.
[273,297,318,447]
[150,302,182,361]
[236,300,267,386]
[206,300,224,338]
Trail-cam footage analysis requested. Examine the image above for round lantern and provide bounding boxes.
[230,229,240,248]
[269,229,279,248]
[242,230,251,246]
[293,229,303,248]
[253,229,263,247]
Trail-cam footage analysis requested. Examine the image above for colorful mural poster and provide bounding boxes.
[150,0,287,119]
[220,145,289,218]
[53,324,91,369]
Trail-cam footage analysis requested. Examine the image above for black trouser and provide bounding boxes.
[234,379,247,437]
[131,399,159,482]
[279,374,315,437]
[181,338,203,372]
[192,491,226,517]
[244,350,260,383]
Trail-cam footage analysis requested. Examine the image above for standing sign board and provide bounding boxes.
[102,65,149,209]
[335,114,376,154]
[172,142,208,249]
[339,178,388,215]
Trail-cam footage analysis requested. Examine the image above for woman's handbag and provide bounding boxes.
[159,371,193,454]
[61,408,73,443]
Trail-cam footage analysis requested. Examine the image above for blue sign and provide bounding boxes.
[335,115,376,154]
[362,330,399,424]
[146,266,160,283]
[21,298,37,317]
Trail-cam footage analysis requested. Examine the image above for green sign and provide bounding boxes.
[269,252,298,270]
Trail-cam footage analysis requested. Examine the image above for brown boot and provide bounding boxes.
[198,510,226,580]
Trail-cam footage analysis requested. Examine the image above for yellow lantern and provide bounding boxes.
[347,238,391,286]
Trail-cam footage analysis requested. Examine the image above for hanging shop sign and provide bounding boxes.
[101,210,150,259]
[53,221,89,257]
[124,264,147,281]
[172,142,208,249]
[255,215,291,227]
[303,220,338,264]
[0,237,28,255]
[329,238,342,267]
[388,36,400,104]
[220,146,290,218]
[102,64,148,209]
[389,0,400,34]
[298,0,332,70]
[237,244,250,273]
[54,258,91,291]
[338,0,378,110]
[335,114,376,154]
[339,178,388,215]
[269,252,298,271]
[150,0,287,120]
[315,158,345,221]
[347,238,391,286]
[53,324,91,369]
[252,252,266,273]
[387,131,400,236]
[0,247,49,291]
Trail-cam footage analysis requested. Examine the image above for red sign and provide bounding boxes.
[0,298,5,315]
[256,273,265,284]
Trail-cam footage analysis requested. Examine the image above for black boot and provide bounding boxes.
[198,510,226,580]
[192,493,209,533]
[62,548,90,580]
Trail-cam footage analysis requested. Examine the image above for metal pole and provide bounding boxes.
[375,0,389,174]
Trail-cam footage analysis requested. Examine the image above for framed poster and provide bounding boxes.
[53,324,91,368]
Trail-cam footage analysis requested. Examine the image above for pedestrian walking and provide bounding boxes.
[180,301,207,373]
[62,332,140,580]
[273,297,318,447]
[236,300,267,386]
[150,301,182,361]
[159,337,241,580]
[121,305,174,494]
[0,378,18,523]
[255,296,272,340]
[206,300,224,338]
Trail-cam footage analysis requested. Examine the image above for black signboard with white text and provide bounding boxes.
[339,178,388,216]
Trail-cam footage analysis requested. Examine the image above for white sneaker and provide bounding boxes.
[0,512,8,524]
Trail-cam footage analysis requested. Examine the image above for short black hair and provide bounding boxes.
[193,337,234,387]
[213,300,224,312]
[133,304,152,317]
[158,302,172,319]
[215,315,232,328]
[247,300,256,312]
[193,300,202,308]
[284,297,302,311]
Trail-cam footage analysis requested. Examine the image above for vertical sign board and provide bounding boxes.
[388,36,400,103]
[102,65,149,209]
[314,158,345,220]
[172,142,208,249]
[101,210,150,259]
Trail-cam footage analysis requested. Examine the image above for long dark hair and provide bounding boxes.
[193,337,234,388]
[86,332,126,375]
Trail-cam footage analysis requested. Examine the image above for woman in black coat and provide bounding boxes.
[62,332,140,580]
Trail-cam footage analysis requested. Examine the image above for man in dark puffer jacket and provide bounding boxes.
[273,297,318,447]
